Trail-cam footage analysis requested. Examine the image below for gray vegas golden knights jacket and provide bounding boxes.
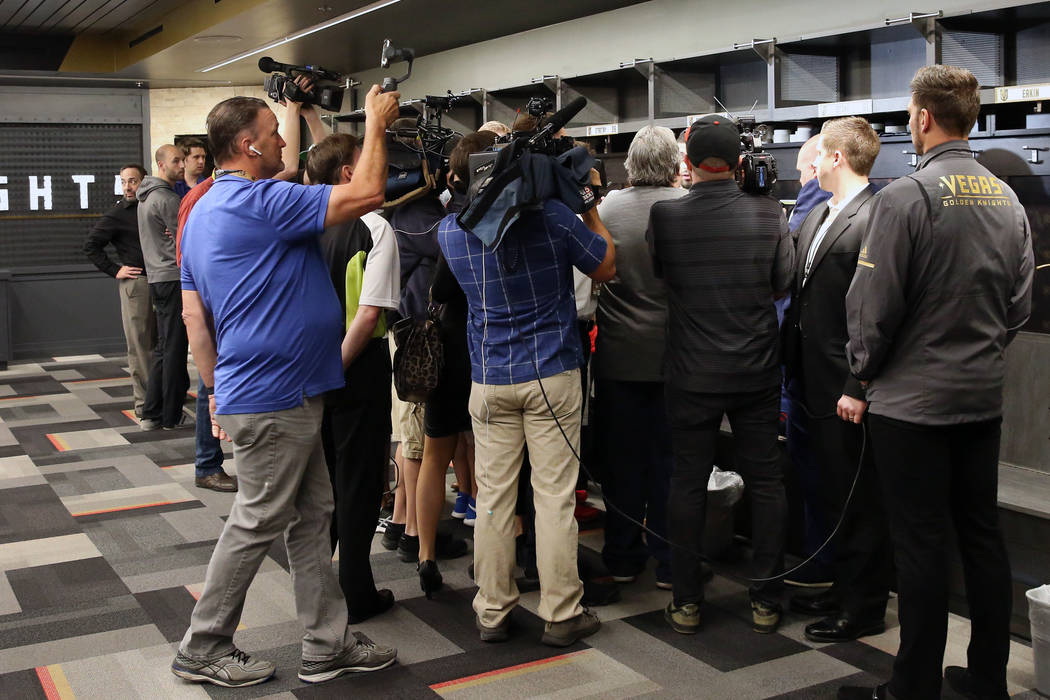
[845,140,1035,426]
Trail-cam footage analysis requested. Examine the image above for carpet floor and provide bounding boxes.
[0,354,1041,699]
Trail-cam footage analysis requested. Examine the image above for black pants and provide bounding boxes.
[143,281,189,427]
[597,378,671,580]
[868,414,1011,700]
[321,340,392,618]
[807,412,892,621]
[666,385,786,605]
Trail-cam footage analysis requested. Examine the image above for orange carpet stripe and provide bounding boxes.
[67,377,126,384]
[46,434,70,452]
[71,500,185,517]
[0,394,41,401]
[430,651,583,691]
[36,664,75,700]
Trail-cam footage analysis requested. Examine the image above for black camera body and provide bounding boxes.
[259,57,344,111]
[734,115,778,195]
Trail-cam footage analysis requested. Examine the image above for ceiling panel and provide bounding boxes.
[16,0,71,30]
[127,0,649,84]
[0,0,36,30]
[41,0,106,31]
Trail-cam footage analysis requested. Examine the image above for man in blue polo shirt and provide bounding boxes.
[171,86,401,689]
[438,135,615,648]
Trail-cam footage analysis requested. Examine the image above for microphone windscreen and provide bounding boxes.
[546,97,587,134]
[258,56,280,73]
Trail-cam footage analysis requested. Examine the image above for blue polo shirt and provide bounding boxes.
[438,198,607,385]
[181,176,343,414]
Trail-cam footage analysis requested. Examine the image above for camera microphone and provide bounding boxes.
[527,96,587,146]
[258,56,343,81]
[258,56,288,74]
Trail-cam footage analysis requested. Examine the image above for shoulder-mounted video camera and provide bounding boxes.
[258,56,347,112]
[735,115,778,195]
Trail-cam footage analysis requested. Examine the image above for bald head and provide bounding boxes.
[796,135,820,185]
[154,144,185,185]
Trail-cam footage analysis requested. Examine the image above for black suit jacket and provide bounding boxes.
[782,184,877,415]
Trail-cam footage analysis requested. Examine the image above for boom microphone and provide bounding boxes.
[258,56,343,81]
[528,96,587,146]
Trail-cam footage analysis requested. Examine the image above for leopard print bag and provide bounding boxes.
[391,306,444,403]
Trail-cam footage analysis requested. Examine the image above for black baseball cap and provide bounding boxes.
[686,115,740,171]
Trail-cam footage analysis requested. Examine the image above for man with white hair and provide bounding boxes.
[595,126,685,589]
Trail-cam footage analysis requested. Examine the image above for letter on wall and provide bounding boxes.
[29,175,53,211]
[71,174,96,209]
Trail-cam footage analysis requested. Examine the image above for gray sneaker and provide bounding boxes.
[541,609,600,647]
[298,640,397,683]
[171,648,275,688]
[140,418,161,431]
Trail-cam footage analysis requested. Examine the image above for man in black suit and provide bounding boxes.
[782,116,892,643]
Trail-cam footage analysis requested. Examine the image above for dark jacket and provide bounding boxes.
[136,176,181,283]
[783,184,875,415]
[648,180,794,393]
[788,177,832,234]
[845,141,1035,425]
[83,198,144,277]
[389,193,445,323]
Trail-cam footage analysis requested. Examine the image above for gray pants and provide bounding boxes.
[180,396,351,661]
[118,276,155,417]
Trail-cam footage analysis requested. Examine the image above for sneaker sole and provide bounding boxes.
[752,620,780,634]
[463,519,476,527]
[610,575,637,583]
[783,579,833,589]
[663,608,699,635]
[298,657,396,683]
[541,623,600,647]
[171,664,274,688]
[655,581,673,590]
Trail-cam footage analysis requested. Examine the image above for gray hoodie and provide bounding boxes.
[136,176,180,283]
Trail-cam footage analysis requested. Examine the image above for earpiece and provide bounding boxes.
[249,145,262,156]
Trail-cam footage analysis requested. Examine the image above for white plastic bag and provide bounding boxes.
[707,467,745,508]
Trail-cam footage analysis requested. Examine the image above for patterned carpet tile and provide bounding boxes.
[0,355,1040,699]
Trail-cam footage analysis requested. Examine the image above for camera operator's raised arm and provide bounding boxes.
[581,168,616,282]
[324,85,401,226]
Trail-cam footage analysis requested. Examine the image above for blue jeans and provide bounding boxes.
[597,378,671,580]
[195,378,224,478]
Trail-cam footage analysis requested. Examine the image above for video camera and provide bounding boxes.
[735,115,778,195]
[459,96,598,248]
[259,56,346,112]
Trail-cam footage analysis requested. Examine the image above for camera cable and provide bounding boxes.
[483,218,869,586]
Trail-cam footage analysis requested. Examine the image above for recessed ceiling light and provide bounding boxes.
[194,35,243,43]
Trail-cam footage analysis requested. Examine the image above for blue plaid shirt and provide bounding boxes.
[438,199,607,385]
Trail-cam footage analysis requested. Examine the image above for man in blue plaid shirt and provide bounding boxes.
[438,137,615,648]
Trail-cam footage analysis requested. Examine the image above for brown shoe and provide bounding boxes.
[195,471,237,492]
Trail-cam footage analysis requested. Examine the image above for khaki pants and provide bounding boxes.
[470,369,584,626]
[119,276,156,417]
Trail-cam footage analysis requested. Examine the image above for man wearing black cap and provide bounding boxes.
[647,115,794,635]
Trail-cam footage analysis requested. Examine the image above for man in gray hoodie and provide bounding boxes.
[137,144,190,430]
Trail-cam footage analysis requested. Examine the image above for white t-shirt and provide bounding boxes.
[359,211,401,312]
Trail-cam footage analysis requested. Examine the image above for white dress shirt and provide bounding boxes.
[803,182,869,285]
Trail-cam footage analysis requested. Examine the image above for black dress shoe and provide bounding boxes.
[347,588,395,623]
[838,682,891,700]
[943,666,1010,700]
[805,614,885,643]
[790,589,841,616]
